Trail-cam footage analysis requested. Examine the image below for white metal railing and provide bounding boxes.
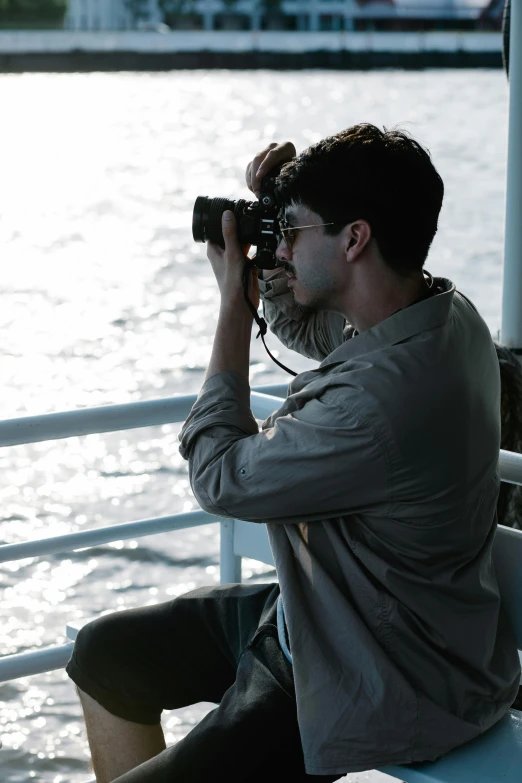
[0,384,287,682]
[0,509,217,565]
[501,0,522,349]
[499,448,522,486]
[1,383,522,684]
[0,383,288,448]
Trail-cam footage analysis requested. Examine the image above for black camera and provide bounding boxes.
[192,172,282,270]
[192,169,299,378]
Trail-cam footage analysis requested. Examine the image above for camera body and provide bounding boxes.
[192,172,282,270]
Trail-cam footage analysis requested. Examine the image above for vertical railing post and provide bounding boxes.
[501,0,522,351]
[220,519,242,584]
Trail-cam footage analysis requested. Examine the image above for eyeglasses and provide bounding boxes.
[278,213,336,251]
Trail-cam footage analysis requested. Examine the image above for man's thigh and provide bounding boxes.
[111,628,344,783]
[66,582,280,725]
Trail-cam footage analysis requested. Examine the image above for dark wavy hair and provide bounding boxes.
[275,123,444,275]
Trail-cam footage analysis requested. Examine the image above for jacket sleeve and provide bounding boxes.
[259,268,348,361]
[178,370,390,525]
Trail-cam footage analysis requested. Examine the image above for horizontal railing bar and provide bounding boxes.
[0,509,219,564]
[0,384,288,448]
[251,391,288,422]
[499,449,522,486]
[251,383,289,397]
[0,643,74,683]
[0,396,191,448]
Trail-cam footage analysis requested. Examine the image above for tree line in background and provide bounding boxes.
[0,0,66,24]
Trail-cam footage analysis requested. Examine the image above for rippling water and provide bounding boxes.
[0,69,509,782]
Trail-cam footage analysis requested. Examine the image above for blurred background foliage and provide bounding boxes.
[0,0,67,28]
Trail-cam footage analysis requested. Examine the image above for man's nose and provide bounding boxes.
[276,238,290,263]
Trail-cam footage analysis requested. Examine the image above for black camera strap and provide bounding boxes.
[242,261,298,378]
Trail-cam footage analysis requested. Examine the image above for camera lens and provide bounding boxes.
[192,192,280,269]
[192,196,245,248]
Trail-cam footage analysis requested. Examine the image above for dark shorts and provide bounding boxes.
[66,582,343,783]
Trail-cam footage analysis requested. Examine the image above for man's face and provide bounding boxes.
[275,201,346,316]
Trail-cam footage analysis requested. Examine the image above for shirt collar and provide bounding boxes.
[286,276,457,397]
[324,275,455,368]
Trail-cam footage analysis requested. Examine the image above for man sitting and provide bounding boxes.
[66,124,520,782]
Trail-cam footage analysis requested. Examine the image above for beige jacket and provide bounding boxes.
[179,268,520,775]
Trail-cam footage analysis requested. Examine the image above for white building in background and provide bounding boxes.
[65,0,162,31]
[65,0,495,32]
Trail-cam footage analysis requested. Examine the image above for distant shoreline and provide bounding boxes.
[0,31,503,71]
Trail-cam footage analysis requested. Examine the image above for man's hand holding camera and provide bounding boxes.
[206,211,260,315]
[203,210,259,384]
[202,140,297,313]
[202,141,295,384]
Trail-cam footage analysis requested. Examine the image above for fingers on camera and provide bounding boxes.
[254,143,280,184]
[247,141,295,195]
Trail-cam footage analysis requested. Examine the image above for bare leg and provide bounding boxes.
[77,686,166,783]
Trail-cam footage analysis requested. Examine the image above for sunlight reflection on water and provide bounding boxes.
[0,69,509,781]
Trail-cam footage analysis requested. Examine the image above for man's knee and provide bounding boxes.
[68,610,140,700]
[73,612,123,671]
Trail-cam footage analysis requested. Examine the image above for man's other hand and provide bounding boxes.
[245,141,297,197]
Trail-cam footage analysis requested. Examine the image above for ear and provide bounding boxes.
[345,220,372,261]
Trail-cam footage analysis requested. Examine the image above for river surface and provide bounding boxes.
[0,69,509,782]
